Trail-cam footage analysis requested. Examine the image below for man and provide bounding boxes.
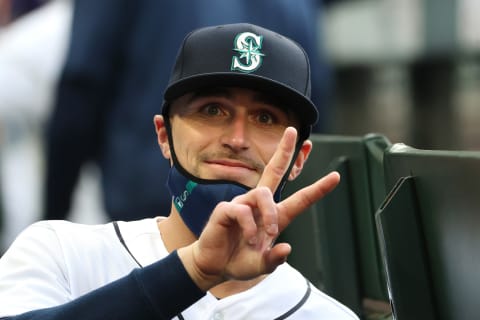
[44,0,332,224]
[0,24,358,319]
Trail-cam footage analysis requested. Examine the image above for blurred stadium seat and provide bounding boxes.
[376,144,480,320]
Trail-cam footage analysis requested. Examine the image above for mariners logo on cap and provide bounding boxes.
[231,32,265,73]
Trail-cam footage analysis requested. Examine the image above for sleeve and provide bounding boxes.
[0,223,205,320]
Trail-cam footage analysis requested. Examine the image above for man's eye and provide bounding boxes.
[257,112,274,124]
[203,104,221,116]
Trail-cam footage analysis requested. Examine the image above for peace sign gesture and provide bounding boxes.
[178,127,340,291]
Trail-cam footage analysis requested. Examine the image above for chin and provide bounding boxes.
[211,174,257,188]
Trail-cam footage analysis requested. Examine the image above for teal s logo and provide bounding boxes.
[231,32,265,73]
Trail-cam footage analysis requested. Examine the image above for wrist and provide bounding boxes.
[177,243,223,292]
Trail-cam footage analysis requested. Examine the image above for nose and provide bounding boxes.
[220,114,250,151]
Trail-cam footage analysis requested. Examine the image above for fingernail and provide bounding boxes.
[248,236,257,245]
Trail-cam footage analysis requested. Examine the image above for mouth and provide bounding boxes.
[202,158,261,184]
[205,159,256,171]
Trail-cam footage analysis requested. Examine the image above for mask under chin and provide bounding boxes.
[166,165,250,237]
[166,164,284,237]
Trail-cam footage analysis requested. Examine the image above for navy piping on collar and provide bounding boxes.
[274,277,312,320]
[113,221,142,268]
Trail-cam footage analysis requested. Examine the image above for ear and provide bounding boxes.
[153,115,171,160]
[288,139,312,181]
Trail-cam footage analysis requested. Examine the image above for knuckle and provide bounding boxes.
[215,201,230,211]
[256,186,273,197]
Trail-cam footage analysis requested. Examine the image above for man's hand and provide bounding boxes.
[178,127,340,291]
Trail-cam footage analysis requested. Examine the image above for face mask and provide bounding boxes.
[166,164,249,237]
[166,163,285,238]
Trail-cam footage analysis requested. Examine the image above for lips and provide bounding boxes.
[205,159,255,171]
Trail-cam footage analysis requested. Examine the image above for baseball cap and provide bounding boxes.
[163,23,318,140]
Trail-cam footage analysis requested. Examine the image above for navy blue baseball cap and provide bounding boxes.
[162,23,318,141]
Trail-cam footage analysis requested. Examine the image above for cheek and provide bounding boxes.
[255,139,281,167]
[171,127,210,167]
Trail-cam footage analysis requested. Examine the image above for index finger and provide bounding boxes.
[256,127,298,193]
[277,171,341,231]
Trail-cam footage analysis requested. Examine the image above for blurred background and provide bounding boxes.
[0,0,479,252]
[323,0,480,151]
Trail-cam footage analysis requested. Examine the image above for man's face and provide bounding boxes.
[168,87,300,188]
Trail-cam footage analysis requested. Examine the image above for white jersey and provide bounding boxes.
[0,218,359,319]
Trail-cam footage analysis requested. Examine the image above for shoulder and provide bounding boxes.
[16,220,115,243]
[305,286,360,319]
[1,220,124,268]
[271,264,360,319]
[4,220,74,252]
[1,220,115,265]
[225,264,359,319]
